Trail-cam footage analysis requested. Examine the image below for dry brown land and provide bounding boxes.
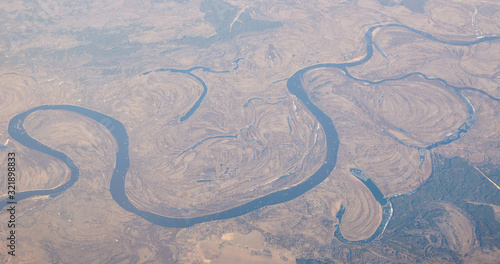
[0,0,499,263]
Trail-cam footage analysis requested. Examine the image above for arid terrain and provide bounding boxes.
[0,0,499,263]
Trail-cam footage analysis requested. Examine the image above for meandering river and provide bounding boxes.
[1,24,498,240]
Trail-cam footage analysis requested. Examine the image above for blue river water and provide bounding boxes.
[1,24,499,235]
[140,58,242,122]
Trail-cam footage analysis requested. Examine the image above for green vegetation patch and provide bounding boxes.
[380,155,500,262]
